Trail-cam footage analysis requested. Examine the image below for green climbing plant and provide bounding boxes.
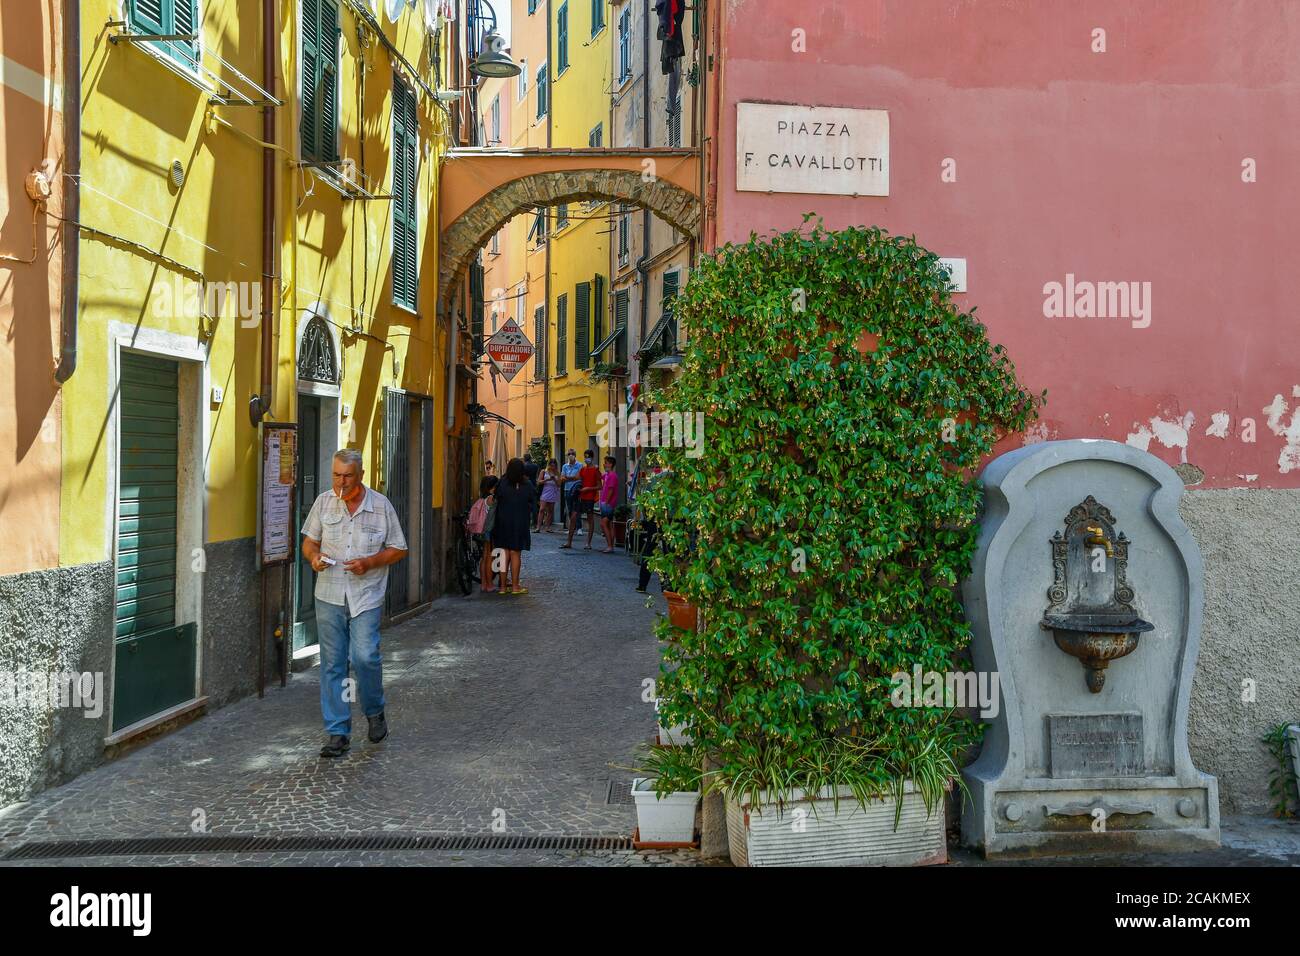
[638,220,1043,815]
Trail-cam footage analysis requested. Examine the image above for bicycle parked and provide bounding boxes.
[453,506,483,596]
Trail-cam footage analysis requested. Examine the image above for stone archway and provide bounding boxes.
[438,149,701,311]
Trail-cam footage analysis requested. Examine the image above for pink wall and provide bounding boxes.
[713,0,1300,488]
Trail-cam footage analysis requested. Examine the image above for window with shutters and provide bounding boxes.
[301,0,341,163]
[391,75,419,311]
[662,269,680,350]
[528,0,538,13]
[534,304,546,378]
[589,124,603,148]
[613,288,629,366]
[536,63,548,119]
[617,7,632,83]
[129,0,201,71]
[556,294,568,375]
[518,58,528,101]
[593,274,606,355]
[668,88,682,147]
[557,204,569,230]
[490,94,500,143]
[528,208,547,248]
[575,281,591,369]
[591,0,605,35]
[617,206,629,267]
[557,4,569,74]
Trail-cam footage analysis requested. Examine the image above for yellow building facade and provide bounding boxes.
[546,0,612,463]
[0,0,457,806]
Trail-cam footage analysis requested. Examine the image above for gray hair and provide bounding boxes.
[333,448,363,469]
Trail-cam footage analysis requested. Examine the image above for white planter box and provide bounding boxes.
[654,698,693,745]
[725,782,948,867]
[632,777,699,844]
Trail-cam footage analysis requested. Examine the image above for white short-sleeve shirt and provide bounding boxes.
[302,486,408,616]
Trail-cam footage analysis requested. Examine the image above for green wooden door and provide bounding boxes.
[113,353,196,731]
[294,395,321,651]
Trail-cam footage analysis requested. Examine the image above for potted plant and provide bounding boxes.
[611,503,632,545]
[638,221,1040,866]
[628,743,703,846]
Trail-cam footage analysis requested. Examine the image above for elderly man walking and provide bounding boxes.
[302,449,409,758]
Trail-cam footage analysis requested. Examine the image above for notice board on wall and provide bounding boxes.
[259,422,298,567]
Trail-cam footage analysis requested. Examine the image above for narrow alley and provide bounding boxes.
[0,536,707,866]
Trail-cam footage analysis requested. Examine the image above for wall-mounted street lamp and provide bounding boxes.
[468,1,519,78]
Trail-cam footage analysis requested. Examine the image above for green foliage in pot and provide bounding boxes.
[638,220,1043,816]
[526,435,551,467]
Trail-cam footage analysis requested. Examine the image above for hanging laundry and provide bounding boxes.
[655,0,686,75]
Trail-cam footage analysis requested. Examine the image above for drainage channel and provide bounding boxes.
[2,833,635,861]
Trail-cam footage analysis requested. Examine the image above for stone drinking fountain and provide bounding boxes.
[1039,495,1154,694]
[960,440,1219,857]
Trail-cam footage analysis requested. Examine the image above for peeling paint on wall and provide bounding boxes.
[1023,420,1051,445]
[1127,412,1194,462]
[1205,411,1230,438]
[1264,391,1300,473]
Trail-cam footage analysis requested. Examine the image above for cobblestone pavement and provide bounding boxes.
[0,531,682,864]
[2,530,1297,868]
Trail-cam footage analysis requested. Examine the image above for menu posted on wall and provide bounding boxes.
[485,319,536,383]
[259,423,298,567]
[735,102,889,197]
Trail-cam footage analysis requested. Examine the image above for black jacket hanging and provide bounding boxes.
[655,0,686,74]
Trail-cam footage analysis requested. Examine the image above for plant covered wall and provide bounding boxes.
[639,220,1042,809]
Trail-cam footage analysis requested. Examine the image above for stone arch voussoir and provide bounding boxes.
[440,168,701,312]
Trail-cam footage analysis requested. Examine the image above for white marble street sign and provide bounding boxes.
[736,102,889,197]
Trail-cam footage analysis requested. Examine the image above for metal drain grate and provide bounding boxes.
[605,779,637,805]
[1,832,634,861]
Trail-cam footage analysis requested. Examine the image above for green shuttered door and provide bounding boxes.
[114,353,195,731]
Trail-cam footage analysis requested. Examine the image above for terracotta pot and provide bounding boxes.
[854,331,881,356]
[663,591,699,631]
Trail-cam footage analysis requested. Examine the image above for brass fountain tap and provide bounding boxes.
[1083,525,1113,557]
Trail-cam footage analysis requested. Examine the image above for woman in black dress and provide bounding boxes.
[491,457,538,594]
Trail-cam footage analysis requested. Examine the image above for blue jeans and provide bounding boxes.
[316,598,385,736]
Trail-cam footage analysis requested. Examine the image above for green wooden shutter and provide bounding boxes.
[592,274,605,352]
[320,0,341,162]
[534,305,546,378]
[301,0,320,158]
[614,288,629,365]
[114,353,195,731]
[556,294,568,375]
[663,271,680,351]
[117,354,179,640]
[662,270,680,311]
[130,0,167,37]
[558,4,568,72]
[575,281,591,369]
[171,0,199,69]
[392,77,419,310]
